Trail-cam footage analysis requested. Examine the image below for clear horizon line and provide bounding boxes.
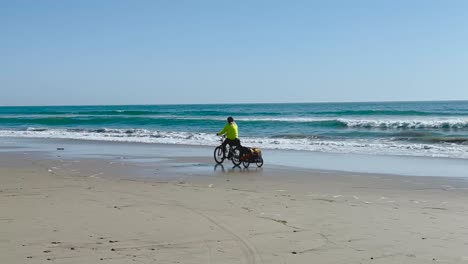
[1,99,468,108]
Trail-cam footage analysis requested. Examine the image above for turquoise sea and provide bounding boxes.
[1,101,468,159]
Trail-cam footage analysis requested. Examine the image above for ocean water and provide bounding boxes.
[1,101,468,159]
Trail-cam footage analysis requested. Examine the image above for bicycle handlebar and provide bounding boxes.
[215,134,227,145]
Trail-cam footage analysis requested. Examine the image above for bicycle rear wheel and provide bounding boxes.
[214,146,225,164]
[231,148,241,166]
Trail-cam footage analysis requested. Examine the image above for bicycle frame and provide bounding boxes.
[218,135,237,157]
[214,135,241,165]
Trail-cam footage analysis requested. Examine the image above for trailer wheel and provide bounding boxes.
[256,158,263,168]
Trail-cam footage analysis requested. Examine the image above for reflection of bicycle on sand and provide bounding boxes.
[214,164,263,173]
[213,136,241,166]
[213,136,264,168]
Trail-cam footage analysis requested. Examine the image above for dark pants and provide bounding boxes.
[221,138,241,156]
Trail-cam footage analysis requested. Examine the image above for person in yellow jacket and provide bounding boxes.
[217,116,240,159]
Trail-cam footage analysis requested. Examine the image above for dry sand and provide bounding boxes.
[1,152,468,264]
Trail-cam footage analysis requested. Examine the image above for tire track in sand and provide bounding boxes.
[177,203,263,264]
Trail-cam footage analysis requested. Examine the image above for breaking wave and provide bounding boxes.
[1,128,468,159]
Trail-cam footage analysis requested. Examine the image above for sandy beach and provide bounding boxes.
[1,140,468,264]
[4,1,468,263]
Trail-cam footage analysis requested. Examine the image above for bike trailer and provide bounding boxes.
[240,147,262,160]
[239,146,263,168]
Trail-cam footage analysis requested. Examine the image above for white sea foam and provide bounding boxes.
[342,118,468,129]
[1,128,468,159]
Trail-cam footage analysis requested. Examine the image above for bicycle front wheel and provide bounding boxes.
[214,146,225,164]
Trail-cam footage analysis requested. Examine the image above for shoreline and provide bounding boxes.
[1,136,468,178]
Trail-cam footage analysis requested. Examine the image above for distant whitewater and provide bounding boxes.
[1,101,468,159]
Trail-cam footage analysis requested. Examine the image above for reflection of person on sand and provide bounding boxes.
[217,117,240,159]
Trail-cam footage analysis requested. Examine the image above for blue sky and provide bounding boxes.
[1,0,467,106]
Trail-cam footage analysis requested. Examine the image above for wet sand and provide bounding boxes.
[1,141,468,263]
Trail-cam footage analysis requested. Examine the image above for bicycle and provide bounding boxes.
[213,136,241,166]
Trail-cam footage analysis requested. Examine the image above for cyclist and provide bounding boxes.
[217,116,240,159]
